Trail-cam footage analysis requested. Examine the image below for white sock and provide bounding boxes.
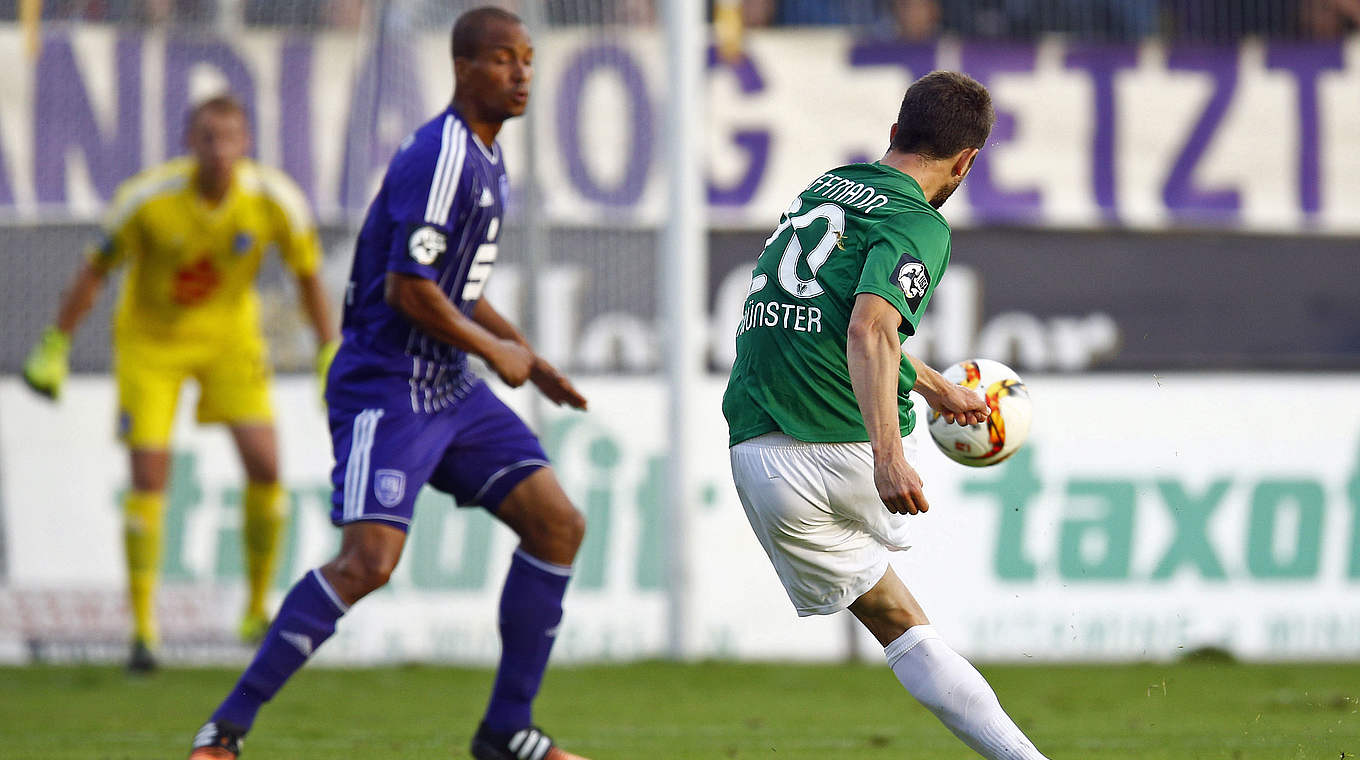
[885,625,1049,760]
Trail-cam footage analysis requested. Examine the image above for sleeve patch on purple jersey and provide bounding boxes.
[408,225,447,267]
[894,252,930,314]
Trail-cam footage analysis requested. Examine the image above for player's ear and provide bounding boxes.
[183,114,197,151]
[888,122,898,146]
[952,147,980,178]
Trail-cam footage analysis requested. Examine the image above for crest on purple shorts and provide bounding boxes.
[374,469,406,508]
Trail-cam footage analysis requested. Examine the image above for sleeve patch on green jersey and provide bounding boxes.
[894,252,931,314]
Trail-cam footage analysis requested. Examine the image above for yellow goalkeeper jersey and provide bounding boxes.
[90,156,320,343]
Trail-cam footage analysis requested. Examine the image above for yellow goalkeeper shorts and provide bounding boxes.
[114,331,274,448]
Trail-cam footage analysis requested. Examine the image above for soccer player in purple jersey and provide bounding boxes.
[188,8,591,760]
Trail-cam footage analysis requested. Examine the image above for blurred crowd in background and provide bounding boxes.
[738,0,1360,41]
[2,0,1357,40]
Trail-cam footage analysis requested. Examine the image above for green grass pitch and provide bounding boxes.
[2,661,1357,758]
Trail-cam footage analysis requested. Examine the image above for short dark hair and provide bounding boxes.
[185,93,247,135]
[451,6,523,59]
[890,71,994,159]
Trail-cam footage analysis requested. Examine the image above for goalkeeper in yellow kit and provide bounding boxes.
[22,94,339,672]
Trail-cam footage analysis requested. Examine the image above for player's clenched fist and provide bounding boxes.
[22,326,71,400]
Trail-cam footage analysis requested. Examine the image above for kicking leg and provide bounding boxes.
[849,567,1049,760]
[190,522,405,758]
[475,467,586,759]
[228,424,284,643]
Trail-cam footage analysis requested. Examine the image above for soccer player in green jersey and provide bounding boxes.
[723,71,1051,759]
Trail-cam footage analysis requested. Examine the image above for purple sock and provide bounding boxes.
[212,569,348,731]
[481,548,572,734]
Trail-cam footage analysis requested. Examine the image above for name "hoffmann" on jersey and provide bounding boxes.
[805,172,890,213]
[737,300,823,336]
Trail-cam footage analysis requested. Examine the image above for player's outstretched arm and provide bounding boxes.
[472,299,587,410]
[385,272,534,386]
[54,259,106,336]
[296,271,339,346]
[904,353,990,427]
[23,260,106,400]
[848,293,928,516]
[294,271,340,391]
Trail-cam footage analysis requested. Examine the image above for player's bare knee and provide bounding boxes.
[130,470,169,492]
[852,592,927,645]
[882,608,919,635]
[560,504,586,550]
[329,546,397,596]
[130,474,168,493]
[539,502,585,555]
[514,503,585,563]
[240,451,279,484]
[353,553,397,591]
[130,453,171,492]
[245,464,279,486]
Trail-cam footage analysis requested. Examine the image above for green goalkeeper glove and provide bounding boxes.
[23,326,71,400]
[315,338,340,400]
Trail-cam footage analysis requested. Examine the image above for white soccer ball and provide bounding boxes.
[926,359,1032,467]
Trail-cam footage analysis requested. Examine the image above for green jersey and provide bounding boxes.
[722,163,951,446]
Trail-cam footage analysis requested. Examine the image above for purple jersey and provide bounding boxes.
[329,106,508,413]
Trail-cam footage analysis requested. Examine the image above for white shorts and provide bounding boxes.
[729,432,915,616]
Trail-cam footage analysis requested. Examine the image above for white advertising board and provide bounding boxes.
[3,373,1360,664]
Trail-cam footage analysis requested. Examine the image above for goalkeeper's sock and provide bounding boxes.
[481,548,571,734]
[886,625,1049,760]
[123,491,165,646]
[242,481,285,622]
[212,568,346,732]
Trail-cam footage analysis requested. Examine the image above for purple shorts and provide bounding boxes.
[328,380,549,531]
